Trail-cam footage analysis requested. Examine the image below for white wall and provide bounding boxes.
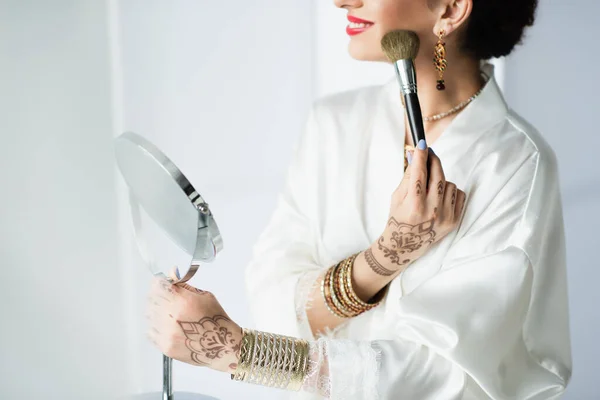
[0,1,130,399]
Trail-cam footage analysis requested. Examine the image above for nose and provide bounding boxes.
[334,0,363,9]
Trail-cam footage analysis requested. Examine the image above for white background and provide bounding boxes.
[1,1,598,399]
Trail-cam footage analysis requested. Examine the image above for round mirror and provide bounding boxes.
[115,131,223,283]
[114,131,224,400]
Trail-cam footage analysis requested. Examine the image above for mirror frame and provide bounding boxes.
[115,131,223,283]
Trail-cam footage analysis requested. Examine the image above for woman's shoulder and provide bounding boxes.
[501,108,560,178]
[468,105,558,185]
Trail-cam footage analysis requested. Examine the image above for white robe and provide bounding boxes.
[244,64,572,399]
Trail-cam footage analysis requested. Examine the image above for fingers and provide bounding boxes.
[151,276,175,299]
[147,278,178,352]
[166,266,207,295]
[392,159,411,203]
[146,303,170,328]
[454,189,466,221]
[408,139,429,205]
[426,148,445,209]
[168,266,181,282]
[147,327,159,349]
[441,182,457,221]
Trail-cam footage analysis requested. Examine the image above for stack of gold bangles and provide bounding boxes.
[231,328,310,391]
[322,252,387,318]
[232,253,388,390]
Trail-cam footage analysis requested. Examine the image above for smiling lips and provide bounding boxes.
[346,15,374,36]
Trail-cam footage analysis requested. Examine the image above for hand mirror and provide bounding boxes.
[114,131,223,400]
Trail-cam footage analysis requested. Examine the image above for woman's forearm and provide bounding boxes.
[351,245,400,301]
[305,270,345,336]
[305,244,395,337]
[229,328,330,398]
[229,328,379,399]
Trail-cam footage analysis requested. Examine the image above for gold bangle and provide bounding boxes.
[322,265,348,318]
[321,251,387,319]
[321,267,339,318]
[344,252,385,308]
[343,253,372,307]
[332,259,363,316]
[287,338,309,391]
[232,327,254,382]
[341,255,371,312]
[328,261,356,318]
[338,263,368,316]
[231,329,310,392]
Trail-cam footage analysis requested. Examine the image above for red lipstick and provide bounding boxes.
[346,15,374,36]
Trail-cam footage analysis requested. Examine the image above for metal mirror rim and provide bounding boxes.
[115,131,224,284]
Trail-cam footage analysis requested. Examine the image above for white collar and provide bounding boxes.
[384,63,509,152]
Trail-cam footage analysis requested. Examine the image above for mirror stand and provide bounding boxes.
[115,132,223,399]
[163,354,172,400]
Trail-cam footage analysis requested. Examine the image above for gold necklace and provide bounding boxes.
[401,80,486,170]
[423,85,485,123]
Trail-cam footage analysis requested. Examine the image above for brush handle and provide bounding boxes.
[403,92,426,148]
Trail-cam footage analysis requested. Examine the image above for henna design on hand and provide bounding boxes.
[159,279,174,294]
[365,248,395,277]
[178,315,241,366]
[415,180,423,196]
[177,282,210,295]
[451,188,456,206]
[157,295,171,303]
[230,334,242,371]
[437,181,444,196]
[188,287,209,295]
[378,217,437,266]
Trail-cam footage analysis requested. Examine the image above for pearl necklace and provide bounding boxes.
[423,84,485,123]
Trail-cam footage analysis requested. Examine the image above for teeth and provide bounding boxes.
[349,22,370,29]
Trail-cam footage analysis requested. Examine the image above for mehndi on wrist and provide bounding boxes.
[231,328,310,391]
[321,252,388,319]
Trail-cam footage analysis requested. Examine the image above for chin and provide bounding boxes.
[347,38,388,62]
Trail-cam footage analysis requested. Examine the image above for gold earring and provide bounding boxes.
[434,30,447,90]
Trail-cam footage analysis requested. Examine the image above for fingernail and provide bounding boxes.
[407,151,413,164]
[417,139,427,150]
[175,267,181,279]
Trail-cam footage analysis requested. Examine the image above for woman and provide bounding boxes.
[147,0,572,398]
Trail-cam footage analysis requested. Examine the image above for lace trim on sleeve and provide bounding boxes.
[294,269,324,340]
[301,338,382,399]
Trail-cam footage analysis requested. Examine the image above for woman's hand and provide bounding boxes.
[147,276,243,374]
[366,142,466,277]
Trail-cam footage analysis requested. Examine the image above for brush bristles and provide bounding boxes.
[381,30,420,62]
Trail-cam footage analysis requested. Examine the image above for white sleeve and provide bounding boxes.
[300,152,571,400]
[245,105,331,341]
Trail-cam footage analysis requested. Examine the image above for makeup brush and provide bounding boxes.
[381,30,426,149]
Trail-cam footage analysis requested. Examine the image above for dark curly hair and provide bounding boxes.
[461,0,538,59]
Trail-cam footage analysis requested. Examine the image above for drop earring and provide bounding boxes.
[434,30,447,90]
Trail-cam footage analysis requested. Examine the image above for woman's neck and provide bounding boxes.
[404,54,484,147]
